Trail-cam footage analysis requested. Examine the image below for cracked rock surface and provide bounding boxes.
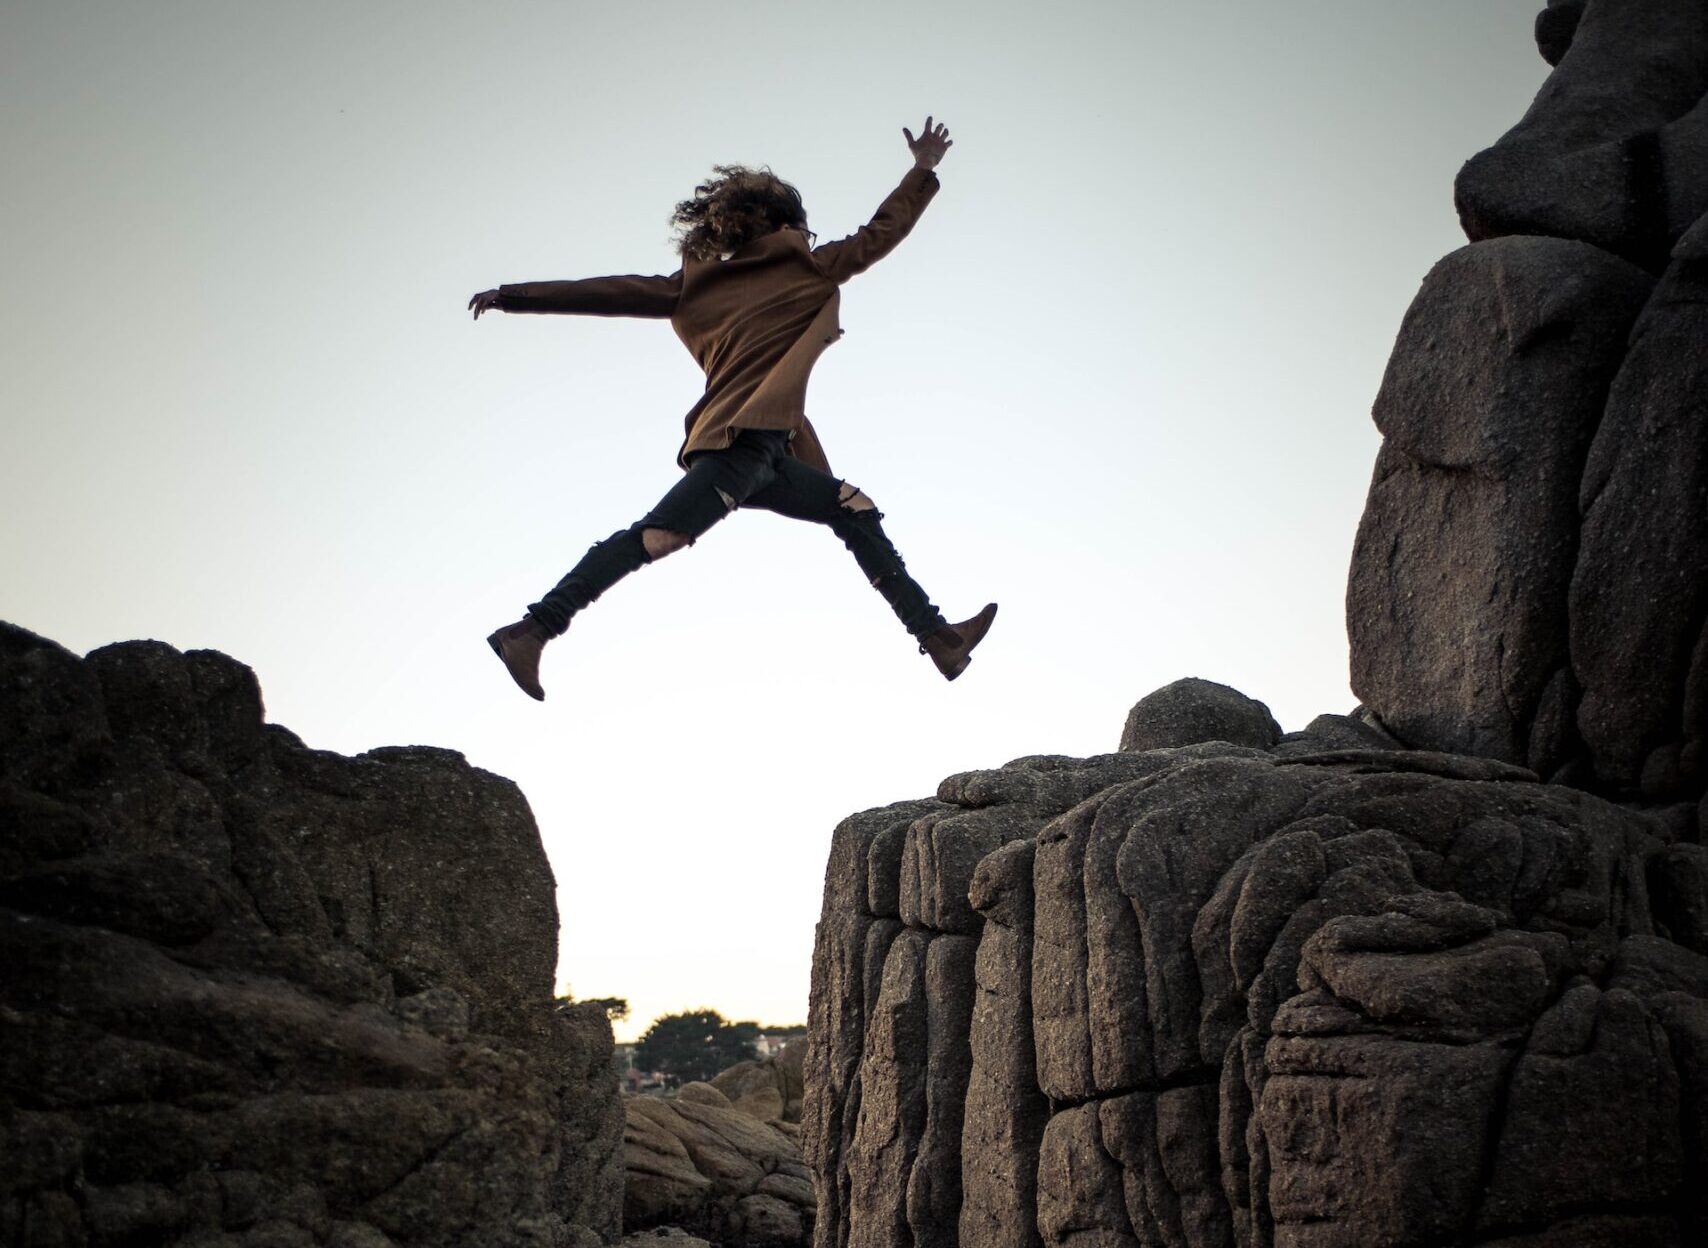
[803,681,1708,1247]
[0,621,621,1247]
[1351,0,1708,805]
[804,15,1708,1239]
[623,1080,813,1247]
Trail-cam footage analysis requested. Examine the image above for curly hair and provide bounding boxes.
[671,165,811,261]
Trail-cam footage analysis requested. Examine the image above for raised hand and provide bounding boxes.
[468,289,502,320]
[903,116,952,171]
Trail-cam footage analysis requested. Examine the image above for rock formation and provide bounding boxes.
[623,1083,813,1247]
[710,1042,806,1126]
[0,622,622,1247]
[1352,0,1708,802]
[805,6,1708,1247]
[622,1045,812,1246]
[804,686,1708,1247]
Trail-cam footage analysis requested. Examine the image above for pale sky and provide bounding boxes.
[2,1,1548,1041]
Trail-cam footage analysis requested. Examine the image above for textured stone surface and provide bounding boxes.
[1534,0,1586,67]
[711,1038,807,1125]
[802,11,1708,1246]
[1456,0,1708,266]
[1347,236,1653,771]
[1119,678,1282,754]
[1341,2,1708,808]
[0,622,621,1247]
[623,1091,813,1245]
[805,701,1708,1248]
[1571,223,1708,799]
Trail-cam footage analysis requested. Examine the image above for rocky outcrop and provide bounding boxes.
[806,8,1708,1245]
[1348,0,1708,805]
[804,682,1708,1247]
[623,1083,813,1246]
[1456,0,1708,268]
[0,622,622,1247]
[711,1041,806,1125]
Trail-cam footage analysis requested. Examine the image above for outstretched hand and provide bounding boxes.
[903,116,952,170]
[469,289,502,320]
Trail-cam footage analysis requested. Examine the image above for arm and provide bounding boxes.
[811,117,952,285]
[469,271,682,320]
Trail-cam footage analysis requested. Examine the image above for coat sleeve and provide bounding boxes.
[810,167,940,285]
[496,271,683,317]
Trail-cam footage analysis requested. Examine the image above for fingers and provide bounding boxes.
[911,118,950,144]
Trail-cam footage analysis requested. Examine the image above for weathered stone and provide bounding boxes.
[843,929,931,1248]
[1268,713,1398,758]
[900,805,1037,934]
[1456,0,1708,263]
[961,841,1046,1248]
[1572,234,1708,798]
[0,624,621,1248]
[804,28,1708,1225]
[1116,758,1325,1081]
[1651,843,1708,955]
[803,800,937,1248]
[711,1038,805,1123]
[1119,679,1281,754]
[1299,894,1568,1038]
[1482,986,1681,1227]
[810,728,1703,1248]
[1098,1085,1231,1248]
[1534,0,1586,67]
[1036,1104,1136,1248]
[622,1094,812,1245]
[618,1231,715,1248]
[1260,1034,1508,1246]
[1348,236,1653,768]
[905,934,977,1247]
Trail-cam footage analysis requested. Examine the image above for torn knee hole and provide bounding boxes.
[715,487,737,511]
[838,483,876,512]
[641,527,691,559]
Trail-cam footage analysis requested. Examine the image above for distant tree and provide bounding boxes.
[636,1009,760,1085]
[555,992,630,1022]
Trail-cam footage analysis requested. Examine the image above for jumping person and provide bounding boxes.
[472,117,996,701]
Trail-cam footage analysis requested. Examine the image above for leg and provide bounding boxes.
[746,459,949,640]
[526,435,782,635]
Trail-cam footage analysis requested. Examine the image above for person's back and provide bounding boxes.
[472,118,996,701]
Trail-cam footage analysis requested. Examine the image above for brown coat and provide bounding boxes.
[496,166,940,474]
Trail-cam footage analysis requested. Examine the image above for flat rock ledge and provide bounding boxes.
[0,621,622,1248]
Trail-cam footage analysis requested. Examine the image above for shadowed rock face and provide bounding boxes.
[1348,2,1708,805]
[803,682,1708,1248]
[0,622,621,1248]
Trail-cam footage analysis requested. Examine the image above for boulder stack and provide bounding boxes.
[0,622,622,1247]
[1351,0,1708,803]
[804,686,1708,1248]
[806,5,1708,1246]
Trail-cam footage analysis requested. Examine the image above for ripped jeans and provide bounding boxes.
[526,429,948,640]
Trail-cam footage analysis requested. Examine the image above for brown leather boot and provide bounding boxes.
[921,603,998,681]
[487,617,550,701]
